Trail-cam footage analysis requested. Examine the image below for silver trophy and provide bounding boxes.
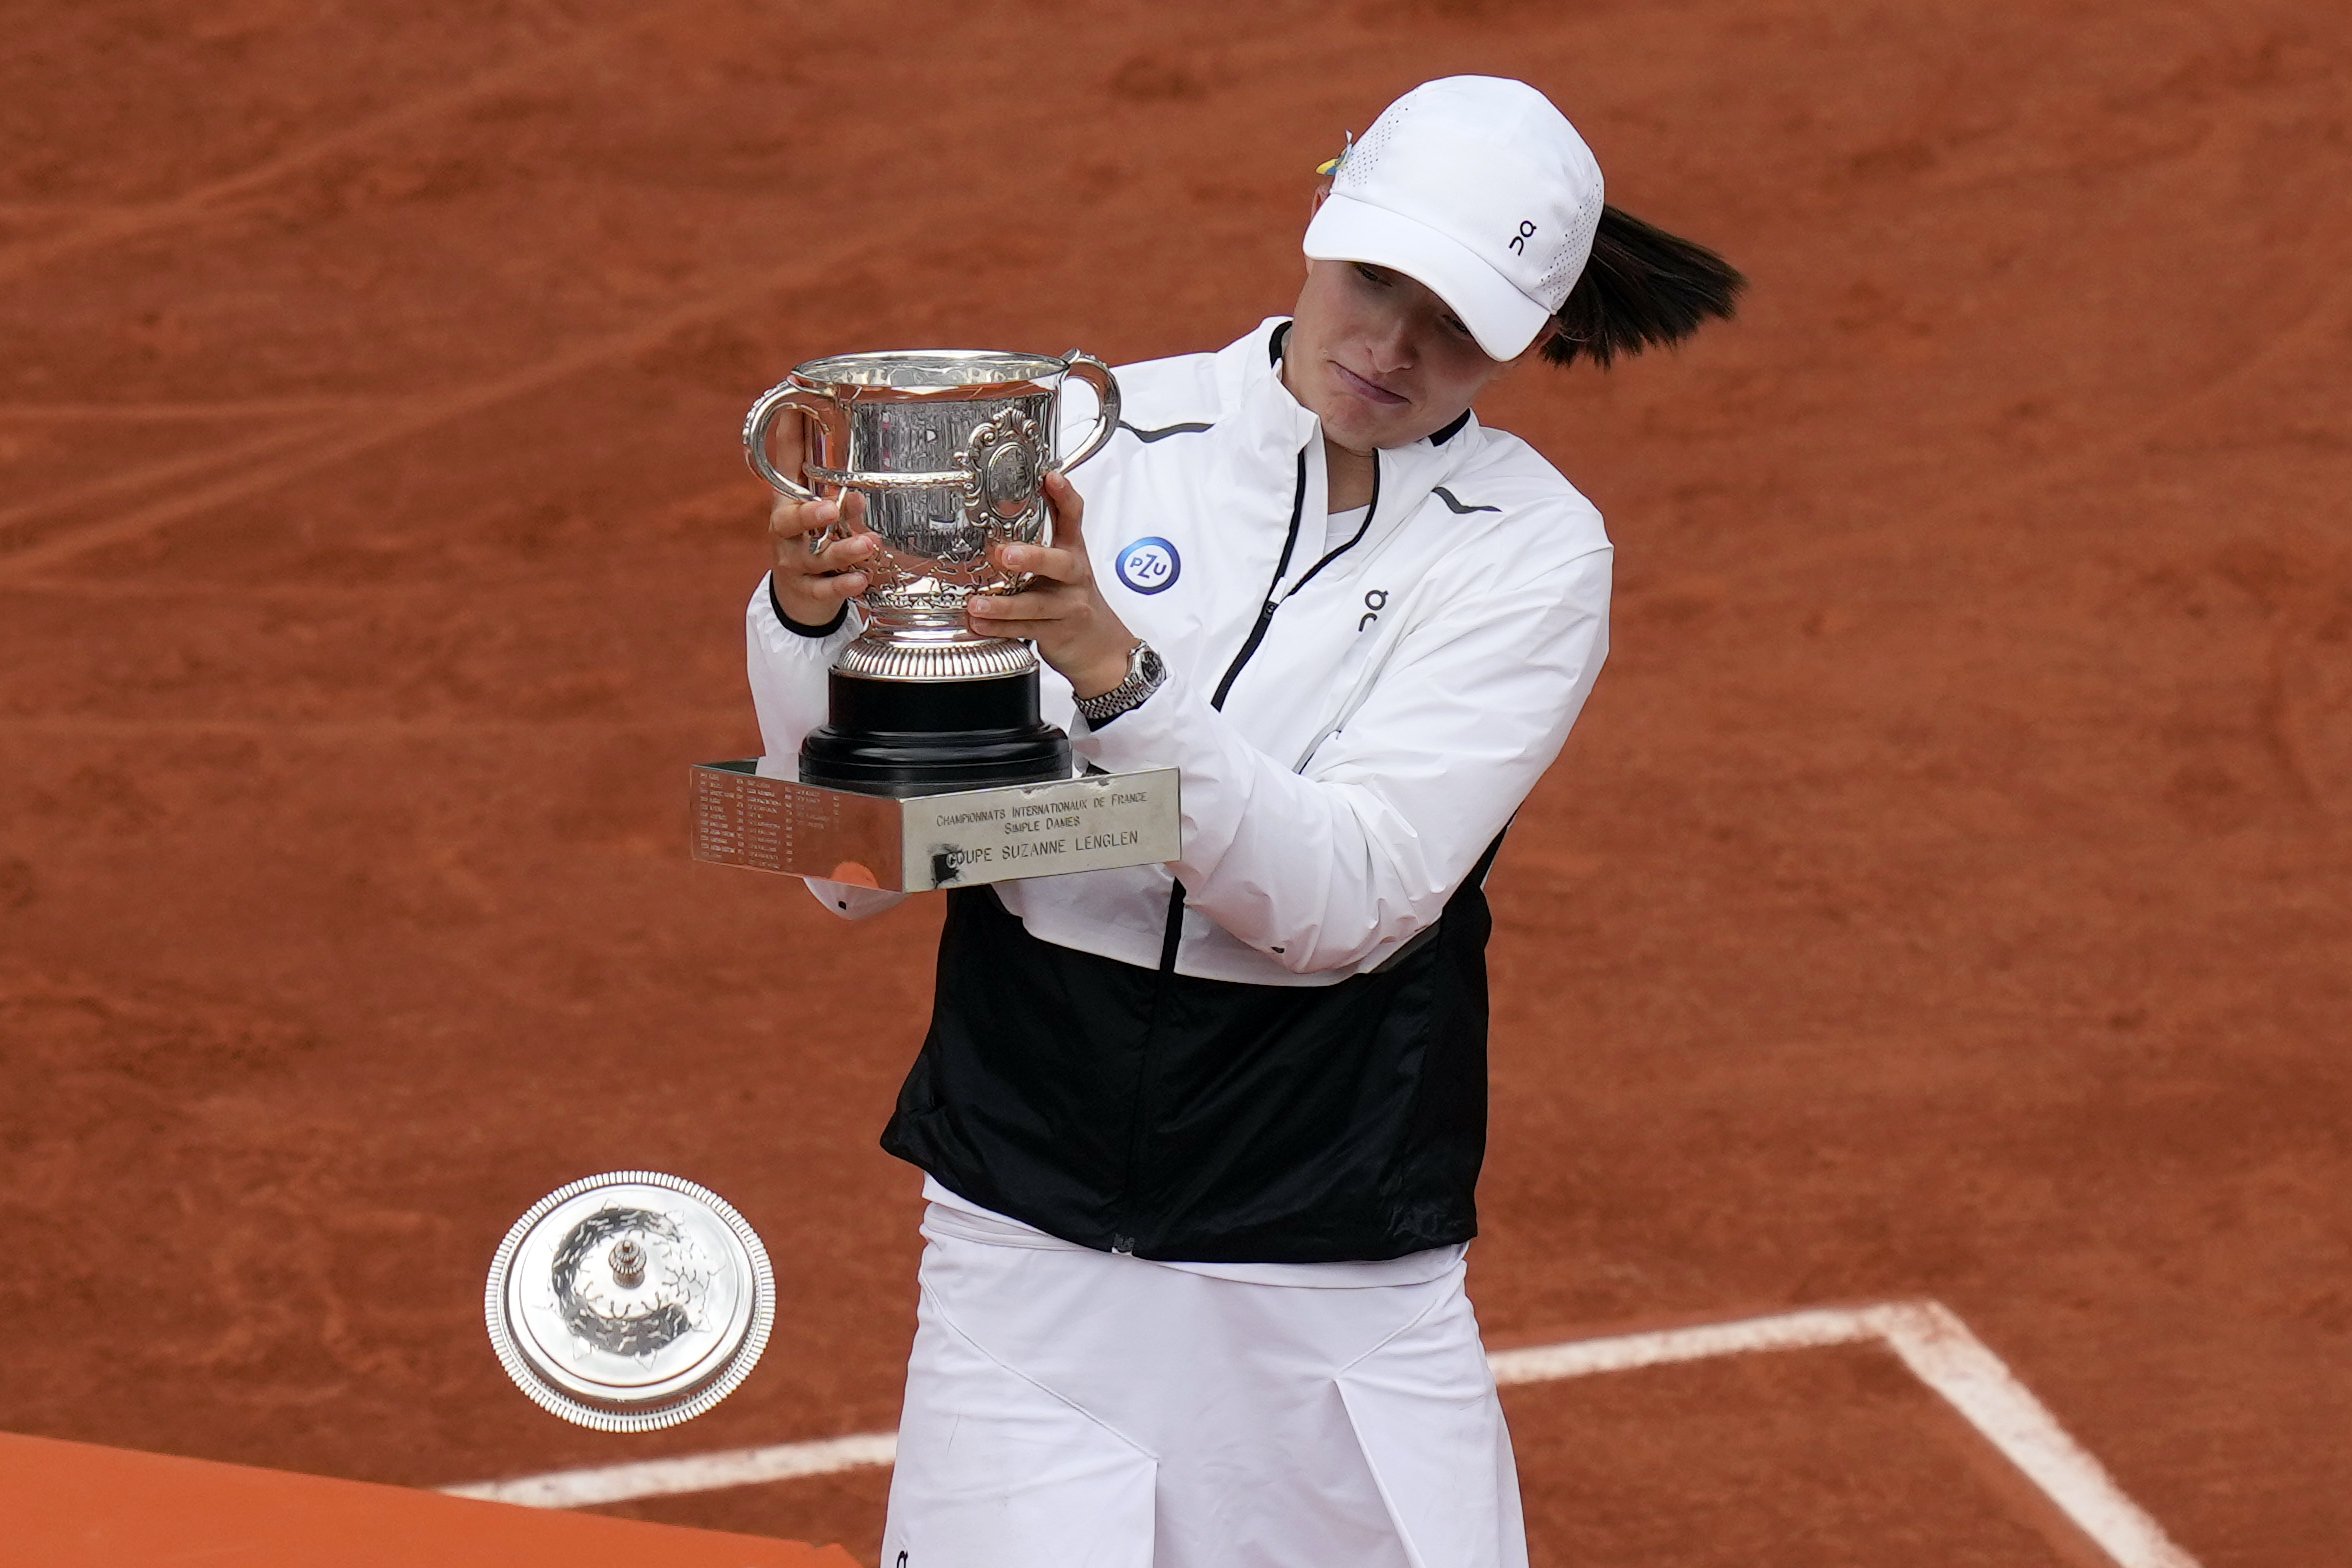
[485,1171,774,1432]
[702,348,1178,893]
[743,350,1120,796]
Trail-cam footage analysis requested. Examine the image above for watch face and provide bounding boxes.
[1139,647,1165,683]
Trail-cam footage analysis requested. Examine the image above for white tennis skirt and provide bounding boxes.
[880,1184,1528,1568]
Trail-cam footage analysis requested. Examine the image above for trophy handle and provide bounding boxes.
[1055,352,1121,475]
[742,381,832,502]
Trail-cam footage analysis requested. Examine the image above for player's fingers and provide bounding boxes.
[807,533,878,574]
[784,561,871,608]
[771,522,837,579]
[762,405,810,481]
[1044,470,1086,548]
[993,540,1085,584]
[805,568,869,604]
[769,494,837,541]
[966,587,1068,624]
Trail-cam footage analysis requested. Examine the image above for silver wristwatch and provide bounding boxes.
[1074,641,1167,725]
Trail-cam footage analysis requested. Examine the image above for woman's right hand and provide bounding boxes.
[765,410,878,629]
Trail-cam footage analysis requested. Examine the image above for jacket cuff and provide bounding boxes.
[771,576,849,638]
[1070,665,1193,773]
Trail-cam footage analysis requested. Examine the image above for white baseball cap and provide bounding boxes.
[1302,76,1605,361]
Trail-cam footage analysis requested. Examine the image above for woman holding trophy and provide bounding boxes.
[747,76,1742,1568]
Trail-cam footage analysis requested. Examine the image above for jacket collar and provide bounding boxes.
[1210,318,1484,522]
[1211,319,1321,498]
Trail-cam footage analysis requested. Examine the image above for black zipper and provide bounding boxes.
[1282,449,1380,603]
[1208,448,1313,710]
[1110,447,1314,1252]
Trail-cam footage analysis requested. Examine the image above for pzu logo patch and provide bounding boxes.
[1115,536,1180,595]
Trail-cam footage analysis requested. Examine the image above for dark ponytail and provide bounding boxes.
[1543,205,1746,368]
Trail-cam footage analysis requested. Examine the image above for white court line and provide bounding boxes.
[1864,1303,2201,1568]
[443,1299,2200,1568]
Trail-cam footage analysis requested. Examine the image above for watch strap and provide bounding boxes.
[1075,642,1166,725]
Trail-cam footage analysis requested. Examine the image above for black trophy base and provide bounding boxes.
[799,667,1071,798]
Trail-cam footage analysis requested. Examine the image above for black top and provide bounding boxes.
[880,833,1501,1263]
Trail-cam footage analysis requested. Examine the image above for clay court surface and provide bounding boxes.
[1,1,2345,1564]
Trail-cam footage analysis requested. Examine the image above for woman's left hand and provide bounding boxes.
[968,470,1137,700]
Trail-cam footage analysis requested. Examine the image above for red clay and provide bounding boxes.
[1,3,2346,1566]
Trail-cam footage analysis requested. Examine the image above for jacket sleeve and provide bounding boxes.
[744,575,909,921]
[1069,543,1611,973]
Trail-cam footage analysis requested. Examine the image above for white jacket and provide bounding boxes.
[746,319,1612,986]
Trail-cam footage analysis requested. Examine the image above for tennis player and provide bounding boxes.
[748,74,1743,1568]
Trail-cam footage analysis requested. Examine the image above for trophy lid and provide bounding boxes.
[794,349,1070,393]
[484,1171,775,1432]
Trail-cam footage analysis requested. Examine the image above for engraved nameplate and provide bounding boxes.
[691,761,1180,892]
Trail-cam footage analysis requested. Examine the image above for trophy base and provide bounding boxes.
[799,666,1071,798]
[692,760,1180,891]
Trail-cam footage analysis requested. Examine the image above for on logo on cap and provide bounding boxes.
[1115,537,1180,594]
